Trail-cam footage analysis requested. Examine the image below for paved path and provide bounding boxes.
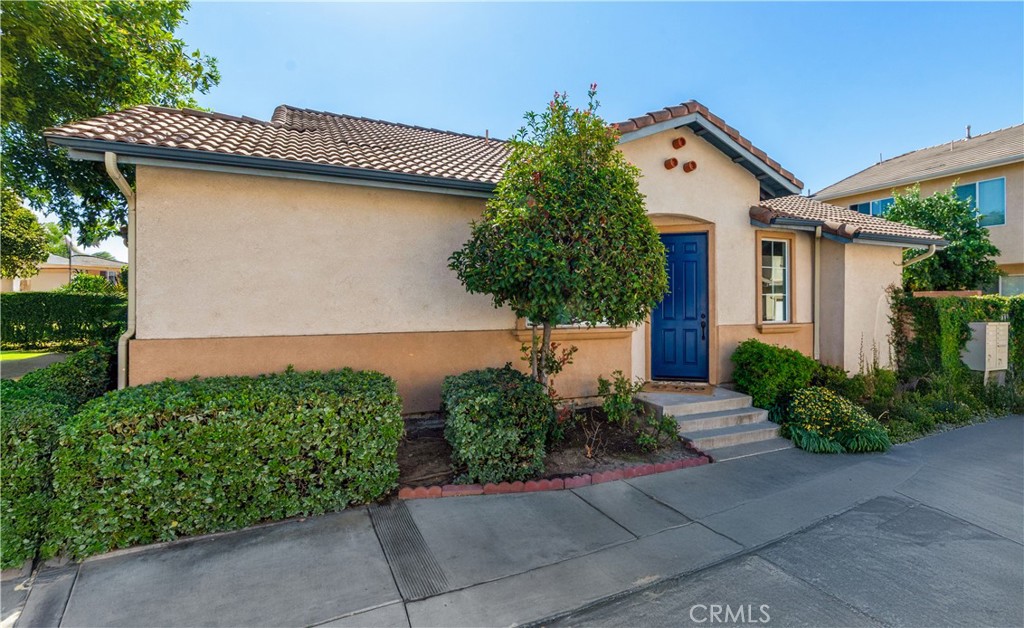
[3,416,1021,628]
[0,354,67,380]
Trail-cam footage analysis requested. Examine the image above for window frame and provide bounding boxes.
[954,177,1007,228]
[850,197,893,216]
[755,231,795,326]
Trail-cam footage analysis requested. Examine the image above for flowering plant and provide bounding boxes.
[786,387,891,453]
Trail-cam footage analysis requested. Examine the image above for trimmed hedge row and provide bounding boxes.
[1,345,115,568]
[1,292,127,348]
[442,365,553,484]
[44,367,403,559]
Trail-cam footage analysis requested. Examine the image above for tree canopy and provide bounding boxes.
[449,87,668,384]
[1,189,47,278]
[1,0,219,243]
[884,185,1001,291]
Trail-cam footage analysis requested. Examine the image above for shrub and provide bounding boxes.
[442,365,553,484]
[0,292,126,349]
[597,370,677,452]
[786,387,892,454]
[44,367,402,559]
[0,389,70,568]
[56,273,125,296]
[732,339,818,410]
[18,344,115,412]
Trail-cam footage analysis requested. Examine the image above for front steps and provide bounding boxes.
[637,388,793,462]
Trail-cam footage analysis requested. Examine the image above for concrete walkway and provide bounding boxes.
[0,354,67,380]
[4,416,1021,628]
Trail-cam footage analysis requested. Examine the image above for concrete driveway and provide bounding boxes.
[4,416,1021,628]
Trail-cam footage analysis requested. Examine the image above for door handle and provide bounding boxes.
[700,313,707,341]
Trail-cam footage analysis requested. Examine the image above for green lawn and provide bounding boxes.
[0,350,52,362]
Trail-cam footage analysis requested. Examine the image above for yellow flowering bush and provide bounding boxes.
[786,387,891,454]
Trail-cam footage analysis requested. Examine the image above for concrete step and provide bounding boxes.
[637,388,753,418]
[704,437,795,462]
[681,422,782,450]
[675,407,769,432]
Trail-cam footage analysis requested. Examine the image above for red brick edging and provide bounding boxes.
[398,455,710,500]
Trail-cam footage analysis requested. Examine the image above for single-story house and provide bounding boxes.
[814,124,1023,296]
[44,100,944,413]
[0,253,125,293]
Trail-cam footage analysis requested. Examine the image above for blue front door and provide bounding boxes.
[651,233,709,380]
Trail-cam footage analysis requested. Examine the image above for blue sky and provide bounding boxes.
[86,1,1023,258]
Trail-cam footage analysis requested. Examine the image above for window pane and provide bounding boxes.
[955,183,976,209]
[871,197,894,216]
[977,178,1006,227]
[851,202,871,215]
[1000,276,1024,297]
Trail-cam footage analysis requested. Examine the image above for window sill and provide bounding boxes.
[512,326,634,342]
[757,323,802,334]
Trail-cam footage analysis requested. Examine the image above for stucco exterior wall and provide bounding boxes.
[818,241,903,372]
[619,128,814,382]
[135,166,515,339]
[819,162,1023,270]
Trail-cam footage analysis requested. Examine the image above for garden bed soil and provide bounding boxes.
[398,408,703,488]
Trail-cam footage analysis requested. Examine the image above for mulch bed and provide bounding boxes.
[398,407,704,489]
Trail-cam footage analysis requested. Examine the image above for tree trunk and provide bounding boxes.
[539,322,553,388]
[530,325,539,381]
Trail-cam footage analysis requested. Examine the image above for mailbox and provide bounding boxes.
[961,321,1009,383]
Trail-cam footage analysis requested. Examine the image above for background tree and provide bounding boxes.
[884,185,1001,291]
[449,87,668,387]
[42,222,71,257]
[88,251,118,261]
[1,189,47,278]
[1,0,219,244]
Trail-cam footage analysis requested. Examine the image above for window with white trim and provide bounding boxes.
[760,239,790,323]
[955,178,1006,227]
[1000,275,1024,297]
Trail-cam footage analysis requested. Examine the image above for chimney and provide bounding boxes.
[966,125,972,139]
[485,129,489,143]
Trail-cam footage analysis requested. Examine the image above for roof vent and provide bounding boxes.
[966,124,972,139]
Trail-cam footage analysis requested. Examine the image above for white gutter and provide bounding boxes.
[104,152,136,389]
[902,244,938,268]
[813,226,822,360]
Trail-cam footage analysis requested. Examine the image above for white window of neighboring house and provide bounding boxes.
[760,238,790,324]
[1000,275,1024,297]
[955,178,1007,227]
[101,270,119,284]
[850,197,893,216]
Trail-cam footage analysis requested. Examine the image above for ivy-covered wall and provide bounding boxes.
[891,290,1023,379]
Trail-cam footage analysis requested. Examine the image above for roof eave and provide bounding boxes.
[617,112,802,199]
[45,135,498,199]
[814,154,1024,201]
[750,215,948,248]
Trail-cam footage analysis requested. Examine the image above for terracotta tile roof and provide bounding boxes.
[45,105,510,186]
[752,195,946,246]
[612,100,803,191]
[815,124,1024,200]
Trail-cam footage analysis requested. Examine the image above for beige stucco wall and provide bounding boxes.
[819,162,1023,270]
[135,166,515,339]
[818,240,903,372]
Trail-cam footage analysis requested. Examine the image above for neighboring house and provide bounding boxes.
[814,124,1024,296]
[44,101,943,412]
[0,253,125,293]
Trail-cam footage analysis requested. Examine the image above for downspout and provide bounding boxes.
[104,152,136,389]
[902,244,937,268]
[813,226,821,360]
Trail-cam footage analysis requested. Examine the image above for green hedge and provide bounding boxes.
[731,339,818,410]
[442,365,553,484]
[0,292,126,349]
[0,345,114,568]
[0,390,71,568]
[891,292,1023,379]
[44,367,403,559]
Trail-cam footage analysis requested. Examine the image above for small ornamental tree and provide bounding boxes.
[1,189,47,279]
[883,185,1001,291]
[449,87,668,387]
